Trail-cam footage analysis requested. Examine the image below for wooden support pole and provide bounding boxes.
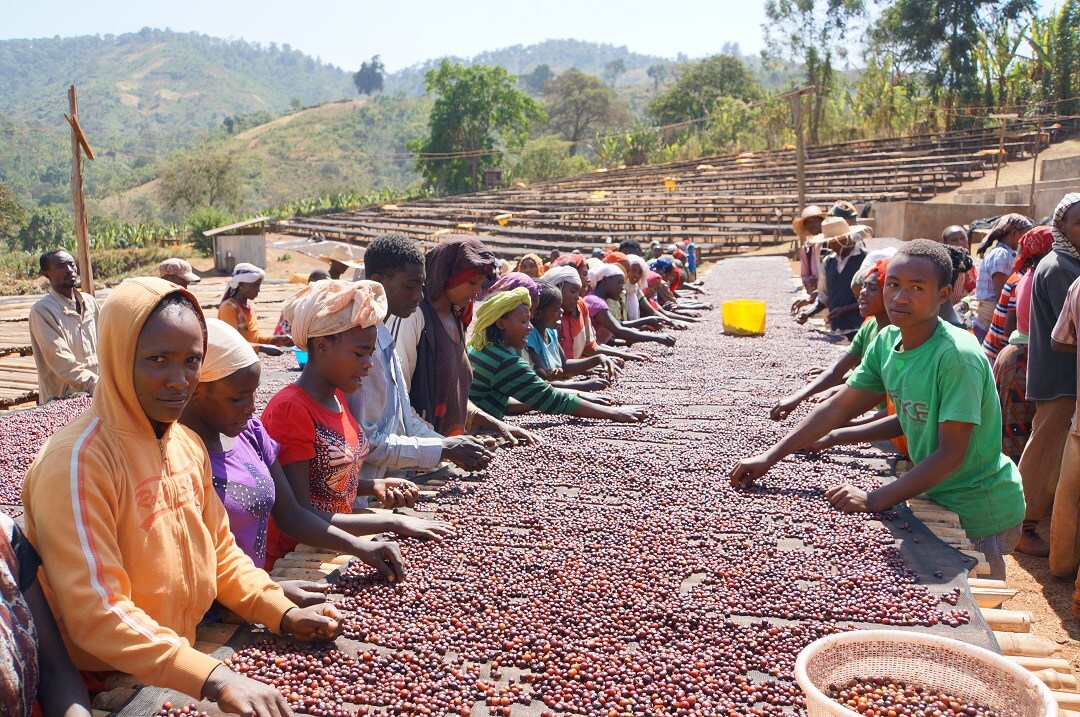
[989,112,1018,189]
[1029,127,1043,217]
[782,86,817,212]
[68,84,95,297]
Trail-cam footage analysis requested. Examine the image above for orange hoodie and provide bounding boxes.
[21,277,296,699]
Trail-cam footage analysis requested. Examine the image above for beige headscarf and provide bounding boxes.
[201,318,259,383]
[283,279,388,351]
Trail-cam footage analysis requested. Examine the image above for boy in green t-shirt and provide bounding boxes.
[730,240,1025,580]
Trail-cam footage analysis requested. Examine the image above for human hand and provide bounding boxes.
[274,579,330,607]
[824,483,881,513]
[791,296,813,313]
[280,603,343,642]
[390,514,456,541]
[656,334,676,347]
[794,310,810,325]
[259,345,284,357]
[769,395,800,421]
[441,435,495,470]
[203,664,291,717]
[728,454,776,489]
[271,335,294,347]
[494,420,539,446]
[572,377,610,392]
[352,540,405,583]
[611,405,648,423]
[373,478,419,508]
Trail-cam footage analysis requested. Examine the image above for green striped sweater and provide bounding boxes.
[467,344,582,419]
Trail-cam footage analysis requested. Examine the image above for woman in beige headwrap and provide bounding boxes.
[259,280,431,567]
[181,317,453,588]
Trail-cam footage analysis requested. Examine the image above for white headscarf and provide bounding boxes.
[283,279,388,351]
[221,262,266,303]
[541,266,582,288]
[1052,193,1080,260]
[624,255,650,320]
[587,263,624,289]
[201,318,259,383]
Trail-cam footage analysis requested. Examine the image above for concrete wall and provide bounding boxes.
[872,202,1028,242]
[1042,156,1080,182]
[955,177,1080,218]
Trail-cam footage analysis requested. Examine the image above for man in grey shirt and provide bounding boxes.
[1018,193,1080,558]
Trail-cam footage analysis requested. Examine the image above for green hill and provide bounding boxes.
[0,28,355,206]
[96,94,431,221]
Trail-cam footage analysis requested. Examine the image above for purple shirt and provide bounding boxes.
[209,418,279,565]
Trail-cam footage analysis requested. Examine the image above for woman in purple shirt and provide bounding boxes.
[180,319,454,605]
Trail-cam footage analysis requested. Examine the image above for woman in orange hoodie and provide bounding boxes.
[22,277,340,717]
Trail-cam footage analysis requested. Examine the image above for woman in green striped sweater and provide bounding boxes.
[467,288,647,423]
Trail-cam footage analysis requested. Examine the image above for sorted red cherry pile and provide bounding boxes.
[827,677,1013,717]
[222,257,978,717]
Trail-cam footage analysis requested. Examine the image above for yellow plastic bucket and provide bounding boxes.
[722,300,766,336]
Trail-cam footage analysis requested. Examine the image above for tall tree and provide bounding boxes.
[0,183,28,249]
[647,55,762,129]
[604,58,626,86]
[410,61,546,194]
[520,64,554,94]
[159,153,242,216]
[544,70,631,155]
[647,63,668,93]
[763,0,868,144]
[872,0,1034,128]
[353,55,385,96]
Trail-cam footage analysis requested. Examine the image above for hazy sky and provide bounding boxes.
[3,0,770,71]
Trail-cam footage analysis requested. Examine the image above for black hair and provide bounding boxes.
[146,291,206,339]
[941,244,975,285]
[364,233,424,278]
[618,239,643,257]
[39,247,68,274]
[485,324,505,347]
[307,269,330,282]
[895,239,954,288]
[534,282,562,315]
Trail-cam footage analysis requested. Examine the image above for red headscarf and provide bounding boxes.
[1014,226,1054,272]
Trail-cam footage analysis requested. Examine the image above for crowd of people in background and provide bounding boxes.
[11,229,703,716]
[739,193,1080,595]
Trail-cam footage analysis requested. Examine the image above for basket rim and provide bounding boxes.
[793,630,1059,717]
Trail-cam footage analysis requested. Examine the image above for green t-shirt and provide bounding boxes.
[847,320,1025,538]
[846,319,881,361]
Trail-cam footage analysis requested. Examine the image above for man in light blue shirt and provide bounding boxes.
[346,234,495,484]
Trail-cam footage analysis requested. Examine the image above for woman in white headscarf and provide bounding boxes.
[217,263,293,353]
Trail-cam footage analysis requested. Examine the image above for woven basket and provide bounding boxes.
[794,630,1057,717]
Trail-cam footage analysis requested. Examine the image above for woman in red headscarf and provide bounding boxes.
[386,236,535,443]
[991,226,1055,464]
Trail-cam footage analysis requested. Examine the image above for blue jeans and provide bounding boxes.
[971,522,1023,582]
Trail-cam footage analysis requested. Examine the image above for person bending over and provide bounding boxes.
[22,278,339,717]
[468,288,647,424]
[183,319,453,590]
[770,260,891,421]
[730,240,1025,581]
[345,234,497,478]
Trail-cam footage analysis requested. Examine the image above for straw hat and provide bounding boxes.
[808,216,872,245]
[792,205,828,238]
[318,244,364,269]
